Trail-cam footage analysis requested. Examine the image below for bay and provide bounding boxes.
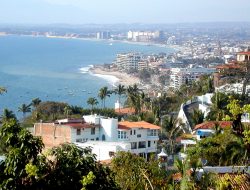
[0,35,174,117]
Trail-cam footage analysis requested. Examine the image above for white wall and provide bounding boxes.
[75,142,131,161]
[100,118,118,142]
[71,127,100,142]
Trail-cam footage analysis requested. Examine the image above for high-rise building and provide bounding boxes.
[96,31,111,39]
[115,53,141,71]
[170,68,216,89]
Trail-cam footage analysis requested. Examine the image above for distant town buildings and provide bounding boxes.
[96,31,111,39]
[127,30,164,42]
[34,115,160,161]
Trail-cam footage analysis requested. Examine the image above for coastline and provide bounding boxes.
[89,67,140,87]
[10,33,181,52]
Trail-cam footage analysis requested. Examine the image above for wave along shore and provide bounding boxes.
[88,67,140,87]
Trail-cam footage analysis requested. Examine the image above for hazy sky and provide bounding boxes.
[0,0,250,24]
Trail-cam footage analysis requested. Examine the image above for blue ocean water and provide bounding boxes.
[0,35,174,117]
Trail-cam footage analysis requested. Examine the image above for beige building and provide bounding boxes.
[237,51,250,62]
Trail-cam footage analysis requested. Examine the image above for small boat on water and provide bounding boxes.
[109,43,113,46]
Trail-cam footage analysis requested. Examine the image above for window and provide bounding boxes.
[76,129,81,135]
[138,141,146,149]
[102,135,105,141]
[91,127,95,135]
[118,131,127,139]
[148,129,157,136]
[131,142,137,149]
[134,130,136,135]
[130,130,132,135]
[137,134,141,138]
[109,151,115,157]
[148,141,151,147]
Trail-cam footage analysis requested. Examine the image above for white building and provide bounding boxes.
[170,67,216,89]
[127,31,162,42]
[115,53,141,71]
[77,116,160,160]
[34,115,160,161]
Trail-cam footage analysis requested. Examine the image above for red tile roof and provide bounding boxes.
[216,64,241,69]
[194,121,232,130]
[118,121,160,130]
[237,51,250,55]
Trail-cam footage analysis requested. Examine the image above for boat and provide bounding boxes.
[109,43,113,46]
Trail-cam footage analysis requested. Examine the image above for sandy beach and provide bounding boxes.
[89,67,140,86]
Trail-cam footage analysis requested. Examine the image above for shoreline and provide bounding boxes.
[7,33,181,52]
[89,67,140,87]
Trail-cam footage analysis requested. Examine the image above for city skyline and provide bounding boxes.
[0,0,250,25]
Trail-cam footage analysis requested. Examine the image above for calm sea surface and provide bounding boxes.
[0,35,174,117]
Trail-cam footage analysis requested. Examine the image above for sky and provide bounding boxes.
[0,0,250,24]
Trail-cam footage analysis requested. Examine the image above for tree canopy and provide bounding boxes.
[0,119,119,190]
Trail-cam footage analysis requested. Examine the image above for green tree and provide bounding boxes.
[0,119,44,189]
[18,103,31,119]
[114,84,126,112]
[64,105,73,118]
[31,98,42,109]
[207,92,229,121]
[35,101,68,121]
[190,109,204,127]
[187,128,249,166]
[98,87,111,108]
[87,97,99,112]
[111,151,170,190]
[1,108,16,122]
[126,84,141,115]
[0,120,119,190]
[174,159,195,190]
[162,116,183,155]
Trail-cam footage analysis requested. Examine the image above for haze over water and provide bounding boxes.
[0,35,174,116]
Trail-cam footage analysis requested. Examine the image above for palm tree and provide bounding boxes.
[190,109,204,127]
[87,97,98,112]
[31,98,41,108]
[114,84,126,111]
[1,108,16,122]
[64,105,72,118]
[162,116,183,155]
[126,84,141,114]
[174,159,195,190]
[98,87,111,108]
[0,87,7,95]
[207,92,228,121]
[18,103,31,119]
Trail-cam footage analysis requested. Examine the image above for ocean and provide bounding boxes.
[0,35,174,117]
